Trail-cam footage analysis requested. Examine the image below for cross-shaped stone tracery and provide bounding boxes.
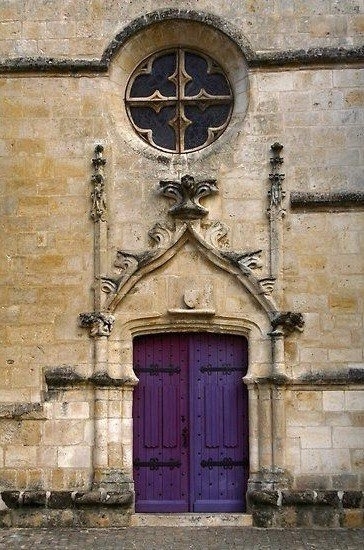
[125,48,233,153]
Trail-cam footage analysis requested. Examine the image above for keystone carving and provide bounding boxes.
[159,174,218,219]
[79,312,115,337]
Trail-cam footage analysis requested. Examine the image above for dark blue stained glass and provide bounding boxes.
[129,105,177,150]
[130,53,177,98]
[184,104,231,150]
[184,52,231,97]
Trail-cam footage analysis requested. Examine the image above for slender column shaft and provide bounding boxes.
[271,386,286,470]
[247,383,259,474]
[258,385,273,470]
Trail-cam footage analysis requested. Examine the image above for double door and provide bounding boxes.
[133,332,249,512]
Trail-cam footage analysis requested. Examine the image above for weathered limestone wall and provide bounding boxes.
[0,0,363,527]
[286,390,364,488]
[0,0,362,58]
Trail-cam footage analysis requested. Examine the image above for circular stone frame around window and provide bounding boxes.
[107,19,249,160]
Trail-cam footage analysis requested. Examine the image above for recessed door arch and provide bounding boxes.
[132,332,249,512]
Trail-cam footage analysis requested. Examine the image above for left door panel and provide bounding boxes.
[133,333,189,512]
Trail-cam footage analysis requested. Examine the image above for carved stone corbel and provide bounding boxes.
[79,312,115,337]
[270,311,305,336]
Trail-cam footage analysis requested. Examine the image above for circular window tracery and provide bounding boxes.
[125,48,233,154]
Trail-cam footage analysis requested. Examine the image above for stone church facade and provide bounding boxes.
[0,1,363,527]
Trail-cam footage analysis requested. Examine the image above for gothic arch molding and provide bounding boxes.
[101,221,277,320]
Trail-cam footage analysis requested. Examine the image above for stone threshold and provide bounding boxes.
[130,513,252,527]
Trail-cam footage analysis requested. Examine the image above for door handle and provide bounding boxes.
[182,426,189,448]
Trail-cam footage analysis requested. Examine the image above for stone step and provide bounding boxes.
[130,513,253,527]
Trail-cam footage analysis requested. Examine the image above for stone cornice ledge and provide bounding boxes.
[291,191,364,209]
[45,367,137,390]
[0,46,363,75]
[245,369,364,388]
[250,45,364,67]
[0,57,108,74]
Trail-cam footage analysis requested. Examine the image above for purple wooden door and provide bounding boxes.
[133,333,189,512]
[133,333,248,513]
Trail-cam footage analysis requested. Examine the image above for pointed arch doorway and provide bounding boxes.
[132,332,249,513]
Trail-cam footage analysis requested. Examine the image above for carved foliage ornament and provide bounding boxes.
[160,174,218,220]
[81,163,303,337]
[101,216,280,316]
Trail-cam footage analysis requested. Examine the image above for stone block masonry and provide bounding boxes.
[0,1,363,528]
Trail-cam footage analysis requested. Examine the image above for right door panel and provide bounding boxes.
[189,333,249,512]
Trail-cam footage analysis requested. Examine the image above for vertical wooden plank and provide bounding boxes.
[144,385,160,448]
[204,385,220,448]
[162,385,178,448]
[133,333,189,512]
[223,385,239,448]
[191,333,249,512]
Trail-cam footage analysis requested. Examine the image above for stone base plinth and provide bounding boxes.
[0,490,134,528]
[248,490,364,528]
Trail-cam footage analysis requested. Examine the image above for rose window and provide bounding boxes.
[125,49,233,153]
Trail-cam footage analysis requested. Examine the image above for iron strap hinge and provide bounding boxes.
[134,458,181,471]
[200,457,247,470]
[200,364,244,375]
[135,364,181,376]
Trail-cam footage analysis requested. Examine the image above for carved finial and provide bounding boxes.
[271,142,283,154]
[268,142,285,212]
[79,312,115,337]
[91,144,106,222]
[159,174,218,220]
